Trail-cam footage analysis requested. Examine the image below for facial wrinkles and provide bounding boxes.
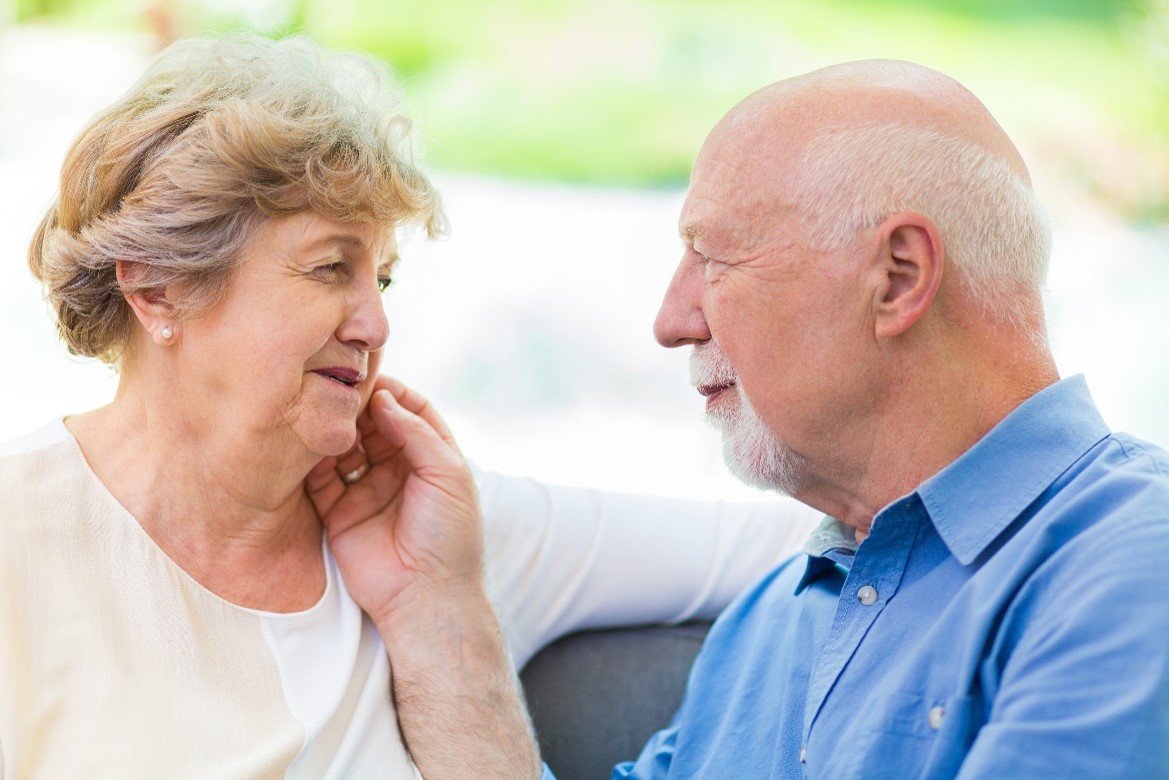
[691,152,789,264]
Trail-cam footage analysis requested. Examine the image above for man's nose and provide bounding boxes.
[654,260,711,348]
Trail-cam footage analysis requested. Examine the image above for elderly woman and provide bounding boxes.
[0,34,817,777]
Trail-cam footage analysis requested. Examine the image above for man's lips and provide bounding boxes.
[312,367,367,388]
[696,380,736,398]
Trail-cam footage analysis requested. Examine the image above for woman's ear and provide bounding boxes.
[866,212,944,340]
[116,260,178,345]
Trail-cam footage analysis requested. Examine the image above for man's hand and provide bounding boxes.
[307,376,481,624]
[306,376,541,779]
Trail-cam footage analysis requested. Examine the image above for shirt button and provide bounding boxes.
[799,745,807,764]
[857,585,878,605]
[928,706,945,730]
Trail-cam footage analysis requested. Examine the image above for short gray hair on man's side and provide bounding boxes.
[792,123,1052,329]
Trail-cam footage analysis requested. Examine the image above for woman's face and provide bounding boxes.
[177,211,394,459]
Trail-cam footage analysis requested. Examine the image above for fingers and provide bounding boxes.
[367,389,465,475]
[305,456,345,515]
[372,376,460,450]
[307,377,465,522]
[336,442,370,484]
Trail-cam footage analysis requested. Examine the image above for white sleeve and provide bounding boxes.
[476,466,821,669]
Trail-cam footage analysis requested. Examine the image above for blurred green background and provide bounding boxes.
[9,0,1168,219]
[4,0,1169,489]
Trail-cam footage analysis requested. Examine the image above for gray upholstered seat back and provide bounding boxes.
[520,622,710,779]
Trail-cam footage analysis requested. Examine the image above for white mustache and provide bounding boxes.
[689,342,737,388]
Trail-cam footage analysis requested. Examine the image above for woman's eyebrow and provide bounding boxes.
[300,233,369,253]
[379,252,401,274]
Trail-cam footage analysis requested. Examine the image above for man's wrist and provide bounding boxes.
[372,578,495,650]
[377,582,542,779]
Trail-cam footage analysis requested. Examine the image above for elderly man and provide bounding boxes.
[347,60,1169,778]
[630,59,1169,776]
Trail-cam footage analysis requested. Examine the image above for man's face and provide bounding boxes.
[654,123,873,496]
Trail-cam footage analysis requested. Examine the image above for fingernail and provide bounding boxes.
[376,389,395,409]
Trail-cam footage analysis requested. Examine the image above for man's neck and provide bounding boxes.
[800,332,1060,536]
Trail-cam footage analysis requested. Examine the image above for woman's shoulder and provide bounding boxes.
[0,419,71,458]
[0,419,87,524]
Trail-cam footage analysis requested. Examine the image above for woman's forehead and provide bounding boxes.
[257,211,397,253]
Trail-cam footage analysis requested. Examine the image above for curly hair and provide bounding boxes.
[28,33,444,365]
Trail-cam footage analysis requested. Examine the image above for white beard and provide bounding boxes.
[690,343,809,496]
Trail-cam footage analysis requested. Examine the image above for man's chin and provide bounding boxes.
[722,439,792,495]
[716,420,805,496]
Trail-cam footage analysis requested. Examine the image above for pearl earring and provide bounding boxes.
[160,326,174,340]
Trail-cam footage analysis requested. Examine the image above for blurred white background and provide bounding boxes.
[2,26,1167,502]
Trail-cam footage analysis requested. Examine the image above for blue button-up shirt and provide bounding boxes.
[612,376,1169,778]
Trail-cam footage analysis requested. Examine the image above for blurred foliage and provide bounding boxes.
[11,0,1168,219]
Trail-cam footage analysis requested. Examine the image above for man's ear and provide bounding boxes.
[867,212,944,340]
[116,260,178,344]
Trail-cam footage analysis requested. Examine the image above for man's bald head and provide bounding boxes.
[720,60,1030,184]
[693,59,1050,329]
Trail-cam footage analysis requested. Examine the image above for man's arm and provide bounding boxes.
[376,584,542,777]
[307,379,542,778]
[958,512,1169,778]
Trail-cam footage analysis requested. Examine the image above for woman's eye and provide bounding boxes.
[377,276,393,293]
[314,262,345,279]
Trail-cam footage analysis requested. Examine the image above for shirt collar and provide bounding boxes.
[916,375,1110,566]
[802,513,860,558]
[794,515,858,594]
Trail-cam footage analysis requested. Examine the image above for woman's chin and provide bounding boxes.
[300,420,360,460]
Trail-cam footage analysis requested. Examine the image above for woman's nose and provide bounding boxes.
[338,278,390,352]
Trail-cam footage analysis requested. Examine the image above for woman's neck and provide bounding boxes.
[67,392,327,613]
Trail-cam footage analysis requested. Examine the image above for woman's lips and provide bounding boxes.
[312,367,366,388]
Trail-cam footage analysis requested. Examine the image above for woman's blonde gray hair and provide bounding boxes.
[793,123,1052,329]
[29,33,444,365]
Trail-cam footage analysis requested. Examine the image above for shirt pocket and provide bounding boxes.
[837,691,982,780]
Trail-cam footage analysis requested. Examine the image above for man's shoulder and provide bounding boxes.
[1102,431,1169,480]
[1052,430,1169,535]
[990,431,1169,614]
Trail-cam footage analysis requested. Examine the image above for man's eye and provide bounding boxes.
[377,276,393,293]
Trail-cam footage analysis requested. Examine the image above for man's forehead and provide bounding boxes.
[678,192,719,248]
[679,155,799,252]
